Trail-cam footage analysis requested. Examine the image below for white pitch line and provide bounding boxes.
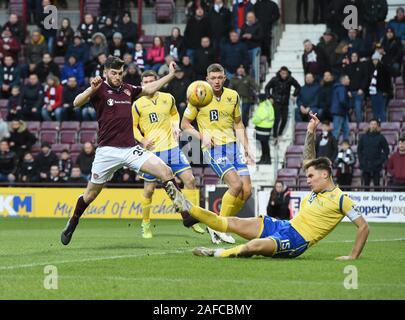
[1,238,404,271]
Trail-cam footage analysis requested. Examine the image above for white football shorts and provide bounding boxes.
[90,145,154,184]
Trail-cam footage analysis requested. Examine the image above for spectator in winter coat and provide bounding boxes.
[265,66,300,139]
[76,142,95,180]
[58,149,73,182]
[387,135,405,190]
[387,7,405,43]
[344,52,368,123]
[26,30,48,73]
[34,142,59,182]
[17,152,40,182]
[0,140,17,182]
[133,43,147,72]
[344,28,369,58]
[220,30,250,79]
[0,55,20,99]
[208,0,232,52]
[61,54,85,87]
[62,76,81,121]
[35,52,61,83]
[65,34,89,64]
[315,120,338,162]
[302,39,327,79]
[358,119,389,188]
[296,73,320,122]
[123,63,141,86]
[2,14,26,44]
[184,7,212,62]
[380,28,403,78]
[90,52,107,78]
[266,181,290,220]
[317,71,335,122]
[41,75,64,121]
[8,119,37,160]
[55,18,74,57]
[146,36,165,72]
[0,28,21,62]
[165,67,192,119]
[22,73,43,121]
[77,14,98,45]
[193,37,216,80]
[48,165,63,183]
[89,32,108,64]
[117,11,138,49]
[180,55,195,81]
[334,140,356,189]
[331,74,351,141]
[99,16,116,44]
[68,166,88,184]
[360,0,388,44]
[367,52,392,122]
[317,30,338,70]
[229,65,259,127]
[6,86,23,121]
[164,27,186,62]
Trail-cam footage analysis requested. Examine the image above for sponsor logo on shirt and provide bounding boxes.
[107,98,114,106]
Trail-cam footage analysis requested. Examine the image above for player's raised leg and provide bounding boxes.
[61,181,104,245]
[140,181,157,238]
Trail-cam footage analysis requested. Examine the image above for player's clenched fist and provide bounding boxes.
[90,76,103,91]
[168,61,177,75]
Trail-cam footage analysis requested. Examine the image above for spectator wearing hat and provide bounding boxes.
[387,136,405,191]
[380,27,403,78]
[387,7,405,44]
[61,54,85,87]
[77,14,98,45]
[21,73,43,121]
[7,119,36,160]
[41,75,64,121]
[252,94,274,164]
[2,14,26,44]
[229,65,258,127]
[345,52,368,123]
[89,32,108,64]
[34,141,59,182]
[65,33,89,64]
[368,51,392,122]
[145,36,165,72]
[35,52,61,83]
[0,28,21,62]
[55,18,74,57]
[0,55,20,99]
[25,30,48,74]
[109,32,130,59]
[6,85,22,121]
[358,118,389,189]
[0,140,17,183]
[117,11,138,49]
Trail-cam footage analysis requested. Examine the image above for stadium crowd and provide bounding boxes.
[0,1,404,190]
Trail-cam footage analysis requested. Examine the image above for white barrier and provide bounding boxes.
[257,190,405,223]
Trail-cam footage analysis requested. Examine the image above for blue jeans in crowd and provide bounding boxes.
[370,92,386,122]
[248,47,261,79]
[82,106,97,121]
[350,91,364,123]
[41,107,65,121]
[332,114,350,141]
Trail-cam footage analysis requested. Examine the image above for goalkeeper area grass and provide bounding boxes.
[1,218,404,300]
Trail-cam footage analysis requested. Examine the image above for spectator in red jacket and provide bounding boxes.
[387,135,405,190]
[41,75,64,121]
[146,36,165,72]
[0,28,21,62]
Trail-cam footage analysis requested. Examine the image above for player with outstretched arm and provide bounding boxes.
[60,56,197,245]
[176,113,370,259]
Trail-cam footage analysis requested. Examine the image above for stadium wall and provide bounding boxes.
[0,188,198,219]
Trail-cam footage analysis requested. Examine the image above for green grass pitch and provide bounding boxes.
[1,218,404,299]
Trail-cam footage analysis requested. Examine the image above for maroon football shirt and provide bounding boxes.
[90,81,142,147]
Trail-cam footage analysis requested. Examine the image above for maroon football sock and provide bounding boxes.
[72,195,89,221]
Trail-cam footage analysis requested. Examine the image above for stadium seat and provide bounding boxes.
[155,0,175,23]
[71,153,80,164]
[381,122,401,132]
[52,144,70,153]
[27,121,41,133]
[31,143,41,155]
[358,122,369,132]
[61,121,80,131]
[353,168,362,178]
[294,132,306,145]
[388,99,405,109]
[286,145,304,155]
[203,176,220,185]
[276,176,297,187]
[285,155,302,168]
[395,77,404,85]
[81,121,98,131]
[383,132,399,145]
[71,143,83,153]
[295,122,308,132]
[79,131,97,144]
[0,99,8,108]
[41,121,60,131]
[351,177,363,190]
[40,131,58,144]
[278,168,299,177]
[388,109,404,122]
[298,177,310,190]
[395,86,405,99]
[60,130,77,144]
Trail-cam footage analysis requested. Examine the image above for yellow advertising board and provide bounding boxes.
[0,188,199,219]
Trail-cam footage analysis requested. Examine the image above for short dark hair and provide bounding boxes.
[399,135,405,142]
[104,56,125,70]
[207,63,225,74]
[369,118,381,126]
[141,70,159,81]
[303,157,333,177]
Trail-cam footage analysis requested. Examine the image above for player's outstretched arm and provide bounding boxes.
[73,76,103,108]
[336,216,369,260]
[303,112,320,166]
[140,61,177,97]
